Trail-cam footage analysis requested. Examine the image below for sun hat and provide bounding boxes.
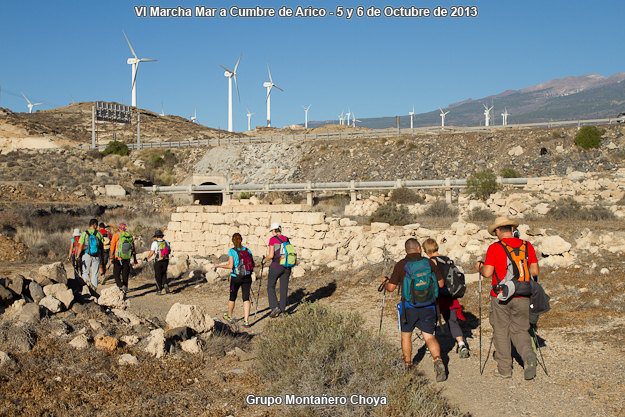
[488,216,520,236]
[153,229,164,237]
[72,228,81,237]
[269,222,281,232]
[118,223,128,231]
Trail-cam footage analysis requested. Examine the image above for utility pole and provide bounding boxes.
[91,106,96,149]
[137,111,141,149]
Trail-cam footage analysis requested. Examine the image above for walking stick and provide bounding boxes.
[377,277,388,334]
[478,262,483,375]
[530,325,549,376]
[254,263,264,317]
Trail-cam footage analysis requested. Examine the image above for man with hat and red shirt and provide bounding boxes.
[475,216,539,380]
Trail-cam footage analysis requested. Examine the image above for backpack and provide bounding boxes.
[401,258,438,307]
[234,247,254,277]
[156,240,170,261]
[117,232,134,260]
[275,236,297,267]
[434,256,466,299]
[101,231,111,250]
[494,240,532,299]
[72,236,81,256]
[84,230,100,256]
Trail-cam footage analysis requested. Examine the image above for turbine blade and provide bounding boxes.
[234,75,240,102]
[234,54,241,74]
[33,102,44,106]
[267,63,273,83]
[220,64,234,75]
[132,64,138,92]
[139,58,157,62]
[273,84,283,92]
[21,92,31,104]
[122,30,138,59]
[265,86,273,103]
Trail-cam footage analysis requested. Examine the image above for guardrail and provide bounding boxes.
[144,177,534,205]
[81,117,620,151]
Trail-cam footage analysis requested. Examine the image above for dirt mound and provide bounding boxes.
[0,235,28,262]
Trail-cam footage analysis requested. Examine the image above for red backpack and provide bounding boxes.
[72,236,81,256]
[234,248,254,277]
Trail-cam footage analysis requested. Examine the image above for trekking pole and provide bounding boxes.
[377,277,388,334]
[478,262,483,375]
[531,326,549,376]
[254,262,263,318]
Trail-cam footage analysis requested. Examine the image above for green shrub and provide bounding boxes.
[319,144,327,151]
[369,203,414,226]
[422,200,459,218]
[465,207,495,222]
[389,187,425,204]
[574,126,604,149]
[238,192,251,200]
[396,138,405,146]
[255,303,464,417]
[86,149,103,160]
[466,169,500,200]
[500,167,521,178]
[547,198,616,221]
[407,142,417,150]
[101,140,130,156]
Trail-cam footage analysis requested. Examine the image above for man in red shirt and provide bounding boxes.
[475,216,539,380]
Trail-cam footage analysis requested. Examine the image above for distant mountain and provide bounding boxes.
[308,73,625,129]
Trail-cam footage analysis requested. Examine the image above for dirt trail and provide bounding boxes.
[116,267,625,417]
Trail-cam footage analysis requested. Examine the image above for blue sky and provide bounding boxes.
[1,1,623,131]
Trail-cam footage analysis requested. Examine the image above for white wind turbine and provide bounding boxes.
[439,107,449,128]
[220,55,241,132]
[345,108,351,126]
[483,104,493,127]
[263,63,283,127]
[352,112,360,127]
[190,106,197,123]
[21,92,44,113]
[160,102,165,116]
[123,30,157,108]
[246,108,255,131]
[302,105,311,128]
[501,108,510,126]
[409,105,415,129]
[338,111,344,125]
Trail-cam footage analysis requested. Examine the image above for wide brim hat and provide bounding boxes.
[488,216,520,236]
[72,228,81,237]
[153,229,164,237]
[269,222,281,232]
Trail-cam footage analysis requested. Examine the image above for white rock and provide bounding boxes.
[370,222,390,233]
[37,262,68,285]
[537,236,572,256]
[168,257,190,279]
[366,247,384,264]
[0,351,14,367]
[118,354,139,365]
[165,303,215,334]
[43,283,74,309]
[3,299,26,321]
[97,286,129,309]
[600,268,610,275]
[40,295,63,313]
[508,145,524,156]
[534,203,550,215]
[112,309,141,326]
[69,334,89,350]
[121,335,140,346]
[145,328,166,358]
[180,337,202,354]
[292,265,306,278]
[105,184,127,197]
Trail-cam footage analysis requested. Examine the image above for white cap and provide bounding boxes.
[269,222,281,232]
[72,228,81,237]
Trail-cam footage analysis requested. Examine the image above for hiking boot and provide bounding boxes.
[164,285,170,294]
[493,368,512,379]
[241,321,250,328]
[121,285,128,294]
[222,313,235,324]
[269,307,281,318]
[524,352,537,380]
[433,358,447,382]
[458,344,470,359]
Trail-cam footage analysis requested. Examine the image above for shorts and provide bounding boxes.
[397,302,436,334]
[229,274,252,302]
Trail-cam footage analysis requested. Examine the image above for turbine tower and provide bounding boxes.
[303,105,311,128]
[439,107,449,128]
[220,55,241,132]
[123,30,157,108]
[21,92,44,113]
[345,108,351,126]
[190,106,197,123]
[160,102,165,116]
[246,108,255,131]
[409,105,415,129]
[351,112,360,127]
[483,104,493,127]
[263,63,283,127]
[501,108,510,126]
[338,111,344,125]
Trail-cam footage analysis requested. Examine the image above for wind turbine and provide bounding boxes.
[70,94,75,105]
[246,108,255,131]
[21,92,44,113]
[220,55,241,132]
[483,104,493,127]
[160,102,165,116]
[352,112,360,127]
[501,108,510,126]
[409,105,415,129]
[123,30,157,108]
[345,107,351,126]
[439,107,449,128]
[190,106,197,123]
[263,63,283,127]
[302,105,311,128]
[338,111,344,125]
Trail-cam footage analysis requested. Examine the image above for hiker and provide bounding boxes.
[262,223,292,318]
[214,232,254,328]
[108,223,138,295]
[422,238,470,359]
[381,238,447,382]
[99,222,112,278]
[145,230,171,295]
[75,219,104,291]
[475,216,539,380]
[66,228,82,280]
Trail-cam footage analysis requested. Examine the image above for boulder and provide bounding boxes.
[0,351,15,368]
[43,283,74,309]
[168,258,190,279]
[105,184,127,197]
[0,285,14,307]
[118,354,138,365]
[370,222,390,233]
[69,334,89,350]
[18,303,41,324]
[291,265,306,278]
[180,337,202,354]
[94,335,119,352]
[3,299,26,321]
[97,286,129,309]
[204,268,220,284]
[165,303,215,334]
[537,236,572,256]
[5,275,25,296]
[28,281,45,303]
[145,328,166,358]
[121,335,140,346]
[508,145,524,156]
[165,326,195,343]
[37,262,68,285]
[40,295,63,313]
[111,309,141,326]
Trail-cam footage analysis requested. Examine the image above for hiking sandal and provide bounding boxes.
[404,360,413,370]
[433,358,447,382]
[222,313,235,324]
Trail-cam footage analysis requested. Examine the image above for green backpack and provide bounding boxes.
[117,232,134,260]
[402,258,438,307]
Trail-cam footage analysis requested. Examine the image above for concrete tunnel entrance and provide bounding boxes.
[194,182,223,205]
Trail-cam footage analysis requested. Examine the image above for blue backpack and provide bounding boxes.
[402,258,438,307]
[85,230,100,256]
